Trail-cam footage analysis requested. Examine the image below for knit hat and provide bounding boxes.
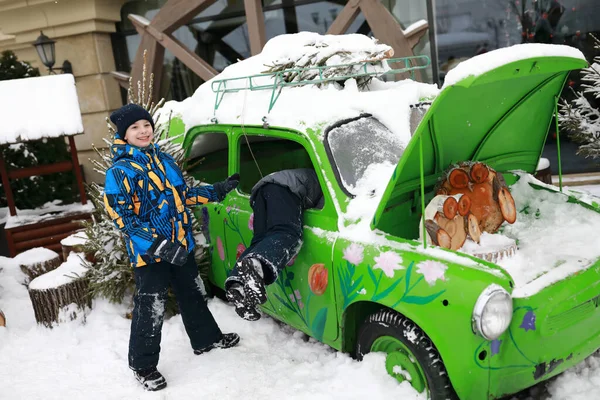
[110,104,155,140]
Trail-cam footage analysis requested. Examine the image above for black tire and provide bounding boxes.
[356,309,457,400]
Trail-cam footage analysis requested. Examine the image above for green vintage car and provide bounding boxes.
[168,45,599,399]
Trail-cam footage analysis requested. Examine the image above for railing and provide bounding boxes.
[210,55,431,116]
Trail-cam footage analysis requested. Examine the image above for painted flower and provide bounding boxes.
[248,213,254,231]
[287,255,297,266]
[373,251,403,278]
[520,310,536,332]
[415,260,448,286]
[343,243,364,265]
[289,289,304,309]
[226,206,232,213]
[216,236,225,261]
[491,339,502,356]
[236,243,246,260]
[308,263,328,295]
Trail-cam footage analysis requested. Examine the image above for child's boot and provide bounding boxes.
[133,367,167,391]
[225,283,261,321]
[238,258,267,305]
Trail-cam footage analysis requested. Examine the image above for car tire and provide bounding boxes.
[356,309,457,400]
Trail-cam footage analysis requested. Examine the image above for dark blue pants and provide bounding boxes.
[227,183,303,288]
[129,253,222,371]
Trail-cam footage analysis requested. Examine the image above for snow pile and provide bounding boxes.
[443,43,586,88]
[29,252,89,290]
[13,247,58,265]
[0,252,424,400]
[160,32,439,147]
[490,174,600,297]
[0,74,83,144]
[60,231,88,247]
[4,200,94,228]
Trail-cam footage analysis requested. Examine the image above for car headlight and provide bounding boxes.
[472,284,513,340]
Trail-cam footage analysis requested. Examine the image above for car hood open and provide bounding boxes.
[372,54,588,229]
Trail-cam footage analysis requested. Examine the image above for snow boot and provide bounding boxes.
[225,284,261,321]
[238,258,267,306]
[194,332,241,355]
[133,367,167,391]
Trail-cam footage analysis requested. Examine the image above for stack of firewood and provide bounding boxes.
[424,162,517,255]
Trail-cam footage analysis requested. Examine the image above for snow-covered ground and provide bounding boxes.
[0,252,421,400]
[2,184,600,400]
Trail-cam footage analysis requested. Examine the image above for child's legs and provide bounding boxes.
[247,184,303,284]
[129,262,170,371]
[171,253,222,350]
[225,189,268,290]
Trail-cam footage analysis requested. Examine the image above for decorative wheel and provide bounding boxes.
[356,309,456,400]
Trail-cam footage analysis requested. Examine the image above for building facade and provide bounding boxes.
[0,0,598,185]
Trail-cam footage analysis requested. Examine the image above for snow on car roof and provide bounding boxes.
[0,74,83,145]
[160,32,440,147]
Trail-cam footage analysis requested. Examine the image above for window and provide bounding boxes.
[237,135,314,194]
[186,132,229,184]
[326,115,404,195]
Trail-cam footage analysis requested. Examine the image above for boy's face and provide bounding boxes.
[124,119,154,147]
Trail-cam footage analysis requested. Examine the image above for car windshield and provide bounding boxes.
[327,115,405,196]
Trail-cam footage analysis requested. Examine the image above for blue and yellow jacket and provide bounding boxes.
[104,139,217,267]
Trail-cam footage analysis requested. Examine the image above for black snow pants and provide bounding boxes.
[227,183,303,287]
[128,253,222,371]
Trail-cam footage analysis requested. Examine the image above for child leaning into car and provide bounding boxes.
[104,103,240,391]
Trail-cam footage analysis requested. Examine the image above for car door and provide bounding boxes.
[223,127,340,343]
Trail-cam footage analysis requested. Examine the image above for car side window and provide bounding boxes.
[237,135,323,208]
[186,131,229,183]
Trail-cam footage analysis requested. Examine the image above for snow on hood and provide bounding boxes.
[490,173,600,297]
[443,43,586,88]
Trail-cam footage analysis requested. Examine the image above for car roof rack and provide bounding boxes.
[210,55,431,119]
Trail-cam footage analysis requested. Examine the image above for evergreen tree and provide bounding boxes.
[0,50,39,80]
[559,35,600,159]
[83,52,210,314]
[0,51,77,209]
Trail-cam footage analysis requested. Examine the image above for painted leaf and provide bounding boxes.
[273,293,296,313]
[402,290,446,305]
[367,266,378,285]
[311,308,328,341]
[372,277,403,302]
[405,261,414,293]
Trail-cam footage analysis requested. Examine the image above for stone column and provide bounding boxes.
[0,0,128,184]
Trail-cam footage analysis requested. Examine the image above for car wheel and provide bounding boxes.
[356,309,457,400]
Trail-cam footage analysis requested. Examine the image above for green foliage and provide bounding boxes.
[0,50,39,81]
[559,35,600,159]
[0,51,77,209]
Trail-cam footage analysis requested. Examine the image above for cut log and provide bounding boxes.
[448,168,470,189]
[0,309,5,327]
[425,220,451,249]
[436,162,515,234]
[498,187,517,224]
[470,162,490,184]
[465,213,481,243]
[457,194,471,216]
[60,231,94,262]
[28,253,90,328]
[17,248,62,284]
[434,213,467,250]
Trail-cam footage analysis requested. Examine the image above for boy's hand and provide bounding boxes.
[147,235,188,266]
[214,173,240,201]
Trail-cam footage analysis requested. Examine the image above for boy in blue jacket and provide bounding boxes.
[104,104,240,391]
